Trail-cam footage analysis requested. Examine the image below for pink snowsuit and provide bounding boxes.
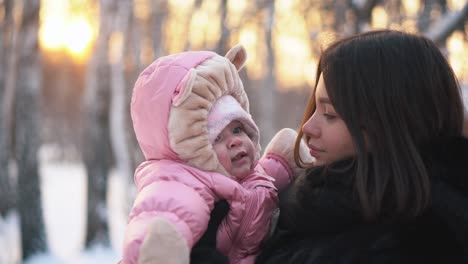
[121,47,301,264]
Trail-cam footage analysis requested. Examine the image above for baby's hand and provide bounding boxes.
[264,128,314,175]
[139,217,189,264]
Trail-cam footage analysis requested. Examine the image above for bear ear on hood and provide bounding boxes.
[172,68,197,107]
[225,44,247,71]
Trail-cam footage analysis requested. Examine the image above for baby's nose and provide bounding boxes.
[228,137,242,148]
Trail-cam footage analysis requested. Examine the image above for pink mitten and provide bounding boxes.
[263,128,314,177]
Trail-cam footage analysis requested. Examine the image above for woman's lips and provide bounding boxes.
[308,144,324,157]
[308,144,324,152]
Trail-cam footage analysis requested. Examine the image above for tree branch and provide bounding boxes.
[424,3,468,46]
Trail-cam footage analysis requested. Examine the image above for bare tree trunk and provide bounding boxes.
[15,0,47,259]
[125,4,144,172]
[152,0,167,58]
[388,0,403,26]
[216,0,229,54]
[83,0,113,248]
[350,0,380,33]
[0,0,15,216]
[259,0,276,146]
[334,0,348,33]
[183,0,203,51]
[418,0,437,32]
[109,0,133,208]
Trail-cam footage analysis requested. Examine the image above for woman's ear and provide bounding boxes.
[225,44,247,71]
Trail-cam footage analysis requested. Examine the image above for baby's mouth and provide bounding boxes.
[232,151,247,162]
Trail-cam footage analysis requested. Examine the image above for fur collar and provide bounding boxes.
[258,136,468,263]
[279,136,468,236]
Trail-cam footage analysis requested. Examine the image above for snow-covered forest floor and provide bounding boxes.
[0,158,128,264]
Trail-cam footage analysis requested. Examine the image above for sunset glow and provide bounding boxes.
[37,0,467,85]
[448,0,466,10]
[63,17,94,56]
[371,6,388,29]
[40,18,64,50]
[402,0,420,17]
[447,31,468,81]
[277,35,312,87]
[39,0,95,61]
[239,24,264,79]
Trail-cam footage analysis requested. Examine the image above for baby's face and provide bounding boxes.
[213,120,255,180]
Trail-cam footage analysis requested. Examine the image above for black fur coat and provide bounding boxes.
[256,137,468,264]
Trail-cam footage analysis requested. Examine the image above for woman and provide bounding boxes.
[255,30,468,263]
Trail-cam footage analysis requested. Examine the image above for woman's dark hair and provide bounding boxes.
[294,30,464,220]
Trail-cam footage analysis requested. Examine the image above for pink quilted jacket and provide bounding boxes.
[121,48,298,263]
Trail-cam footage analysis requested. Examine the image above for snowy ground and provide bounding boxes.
[0,158,129,264]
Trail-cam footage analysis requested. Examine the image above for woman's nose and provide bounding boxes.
[302,114,320,138]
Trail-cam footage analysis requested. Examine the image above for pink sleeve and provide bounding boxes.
[121,180,211,264]
[256,153,294,192]
[218,181,278,263]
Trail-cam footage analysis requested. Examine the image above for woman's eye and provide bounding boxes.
[323,113,337,120]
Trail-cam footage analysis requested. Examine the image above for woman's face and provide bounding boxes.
[302,74,356,166]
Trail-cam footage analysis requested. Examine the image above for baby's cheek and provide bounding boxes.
[215,151,230,170]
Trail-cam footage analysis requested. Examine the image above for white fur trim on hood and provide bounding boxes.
[207,95,259,147]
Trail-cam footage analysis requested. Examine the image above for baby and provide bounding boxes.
[121,44,311,264]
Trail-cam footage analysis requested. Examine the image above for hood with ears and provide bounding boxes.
[131,45,261,176]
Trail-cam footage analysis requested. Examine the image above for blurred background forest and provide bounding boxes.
[0,0,467,263]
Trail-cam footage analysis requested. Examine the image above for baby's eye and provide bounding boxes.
[233,126,244,134]
[214,134,221,143]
